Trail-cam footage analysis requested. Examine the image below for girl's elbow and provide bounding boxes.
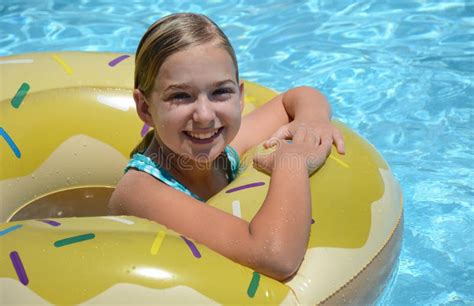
[266,258,301,282]
[291,85,321,95]
[259,248,304,281]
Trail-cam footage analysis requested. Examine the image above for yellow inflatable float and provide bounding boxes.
[0,52,403,305]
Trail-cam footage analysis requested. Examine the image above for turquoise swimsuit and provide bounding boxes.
[124,146,240,202]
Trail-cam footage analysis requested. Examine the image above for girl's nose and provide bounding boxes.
[193,95,215,125]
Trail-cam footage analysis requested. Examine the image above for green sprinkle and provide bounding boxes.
[11,82,30,108]
[54,233,95,247]
[247,271,260,298]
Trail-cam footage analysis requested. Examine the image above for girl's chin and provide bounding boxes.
[175,144,225,164]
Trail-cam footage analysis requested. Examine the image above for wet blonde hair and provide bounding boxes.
[130,13,239,157]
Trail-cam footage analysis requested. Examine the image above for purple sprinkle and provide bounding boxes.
[108,55,130,67]
[140,123,150,137]
[226,182,265,193]
[311,218,315,224]
[10,251,28,286]
[38,219,61,227]
[180,236,201,258]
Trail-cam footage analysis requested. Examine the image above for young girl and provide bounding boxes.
[109,13,345,282]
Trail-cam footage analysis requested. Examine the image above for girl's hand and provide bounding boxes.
[263,120,345,156]
[253,125,332,175]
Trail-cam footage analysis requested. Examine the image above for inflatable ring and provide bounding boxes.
[0,52,403,305]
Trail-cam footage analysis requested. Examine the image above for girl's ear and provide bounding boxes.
[239,80,245,113]
[133,89,154,127]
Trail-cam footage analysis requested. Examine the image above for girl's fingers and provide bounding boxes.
[292,126,306,143]
[320,136,333,157]
[304,130,318,146]
[253,151,274,174]
[264,126,291,148]
[264,137,278,149]
[332,128,345,154]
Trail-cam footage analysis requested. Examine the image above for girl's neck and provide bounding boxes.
[144,136,222,185]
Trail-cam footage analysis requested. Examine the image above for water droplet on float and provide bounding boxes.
[31,174,35,179]
[56,169,60,174]
[57,211,63,216]
[84,193,94,199]
[87,171,92,176]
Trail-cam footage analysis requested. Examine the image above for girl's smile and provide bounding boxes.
[183,126,224,144]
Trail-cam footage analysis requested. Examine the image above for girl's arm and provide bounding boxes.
[109,128,320,281]
[231,85,345,157]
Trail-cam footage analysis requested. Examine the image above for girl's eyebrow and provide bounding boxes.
[164,83,191,92]
[164,79,237,93]
[212,79,236,87]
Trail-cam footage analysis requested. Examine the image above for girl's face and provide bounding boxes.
[140,43,243,164]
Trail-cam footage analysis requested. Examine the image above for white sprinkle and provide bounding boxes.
[100,216,134,225]
[0,59,34,64]
[232,200,242,218]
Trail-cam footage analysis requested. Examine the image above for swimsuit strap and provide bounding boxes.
[224,145,240,182]
[124,145,240,202]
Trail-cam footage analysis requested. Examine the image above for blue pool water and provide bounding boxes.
[1,0,473,304]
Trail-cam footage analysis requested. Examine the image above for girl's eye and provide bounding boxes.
[213,87,234,99]
[169,92,191,101]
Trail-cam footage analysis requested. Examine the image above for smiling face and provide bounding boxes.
[137,43,244,163]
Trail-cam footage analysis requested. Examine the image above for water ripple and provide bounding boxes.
[1,0,473,304]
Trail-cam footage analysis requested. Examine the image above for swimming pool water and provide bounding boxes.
[1,0,473,304]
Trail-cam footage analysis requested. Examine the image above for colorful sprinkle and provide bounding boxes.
[232,200,242,218]
[108,55,130,67]
[100,216,134,225]
[10,251,28,286]
[0,128,21,158]
[51,54,73,75]
[329,155,349,168]
[54,233,95,248]
[226,182,265,193]
[140,124,150,137]
[150,230,166,255]
[0,224,22,237]
[247,271,260,298]
[180,236,201,258]
[311,218,315,224]
[38,219,61,227]
[0,59,33,64]
[11,82,30,108]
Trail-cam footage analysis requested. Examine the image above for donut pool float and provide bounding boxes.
[0,52,403,305]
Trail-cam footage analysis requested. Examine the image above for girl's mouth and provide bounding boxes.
[183,127,224,144]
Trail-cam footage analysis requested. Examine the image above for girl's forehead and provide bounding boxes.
[154,44,237,91]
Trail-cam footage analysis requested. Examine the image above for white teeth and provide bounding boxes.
[187,129,219,140]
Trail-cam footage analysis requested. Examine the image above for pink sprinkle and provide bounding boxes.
[226,182,265,193]
[10,251,28,286]
[181,236,201,258]
[108,55,130,67]
[38,219,61,227]
[140,124,150,137]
